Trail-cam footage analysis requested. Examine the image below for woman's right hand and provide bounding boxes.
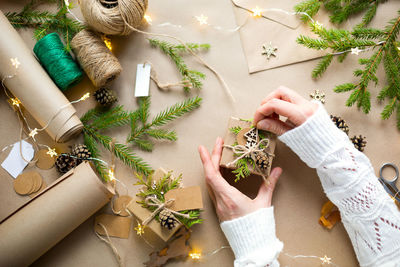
[253,86,319,136]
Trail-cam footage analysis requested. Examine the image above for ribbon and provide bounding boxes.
[142,195,191,226]
[224,139,274,184]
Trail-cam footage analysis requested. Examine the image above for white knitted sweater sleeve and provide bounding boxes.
[279,104,400,267]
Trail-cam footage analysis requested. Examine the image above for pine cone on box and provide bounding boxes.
[94,87,117,106]
[255,152,270,170]
[351,135,367,152]
[159,210,177,230]
[330,115,349,135]
[55,154,76,173]
[71,144,92,165]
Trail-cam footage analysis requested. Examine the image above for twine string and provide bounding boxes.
[142,195,190,226]
[95,223,123,267]
[143,61,191,91]
[224,138,274,184]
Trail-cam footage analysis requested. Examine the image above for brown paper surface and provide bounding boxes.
[1,1,399,266]
[0,11,83,142]
[164,186,203,211]
[0,162,114,266]
[127,197,181,242]
[221,117,276,177]
[94,214,132,239]
[231,0,350,73]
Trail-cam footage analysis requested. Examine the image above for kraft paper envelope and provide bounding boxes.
[231,0,351,73]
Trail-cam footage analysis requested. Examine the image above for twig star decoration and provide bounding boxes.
[262,42,278,60]
[351,47,362,55]
[310,89,326,104]
[320,255,332,264]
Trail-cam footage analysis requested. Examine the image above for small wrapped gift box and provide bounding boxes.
[220,117,277,182]
[127,168,203,242]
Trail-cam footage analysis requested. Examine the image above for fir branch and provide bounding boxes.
[229,126,243,135]
[128,96,202,150]
[294,0,321,22]
[148,38,209,91]
[6,0,84,50]
[232,157,252,182]
[312,54,334,78]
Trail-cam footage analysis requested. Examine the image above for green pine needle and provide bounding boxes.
[229,126,243,135]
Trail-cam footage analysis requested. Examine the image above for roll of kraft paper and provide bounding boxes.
[0,162,114,266]
[0,11,83,142]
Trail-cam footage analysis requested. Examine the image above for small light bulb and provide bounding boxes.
[10,57,20,69]
[251,6,262,17]
[195,14,208,25]
[79,92,90,101]
[11,98,21,107]
[108,168,115,181]
[144,14,152,24]
[29,128,38,140]
[189,250,202,260]
[46,147,58,157]
[134,223,145,235]
[102,35,113,51]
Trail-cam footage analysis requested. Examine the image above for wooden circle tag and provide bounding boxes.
[36,149,55,170]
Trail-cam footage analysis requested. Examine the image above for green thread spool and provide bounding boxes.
[33,33,83,91]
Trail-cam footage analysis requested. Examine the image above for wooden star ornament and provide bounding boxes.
[262,42,277,60]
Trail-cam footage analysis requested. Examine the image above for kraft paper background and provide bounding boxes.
[1,0,399,266]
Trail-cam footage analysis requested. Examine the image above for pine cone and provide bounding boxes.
[351,135,367,152]
[94,88,117,106]
[255,152,270,170]
[330,115,349,135]
[71,144,92,165]
[55,154,76,173]
[159,210,177,230]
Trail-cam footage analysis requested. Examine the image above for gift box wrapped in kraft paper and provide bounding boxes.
[0,162,114,267]
[0,11,83,142]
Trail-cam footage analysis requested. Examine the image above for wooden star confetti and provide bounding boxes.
[46,148,58,158]
[351,47,362,55]
[320,255,332,265]
[262,42,277,60]
[29,128,38,140]
[252,6,262,17]
[196,14,208,25]
[10,58,20,69]
[310,89,326,104]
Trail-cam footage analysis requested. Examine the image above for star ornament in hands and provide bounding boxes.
[262,42,277,60]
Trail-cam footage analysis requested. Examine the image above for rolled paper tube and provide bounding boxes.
[33,32,83,91]
[0,162,114,266]
[0,11,83,142]
[71,29,122,88]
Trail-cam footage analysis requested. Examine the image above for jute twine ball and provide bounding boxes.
[79,0,148,35]
[71,29,122,87]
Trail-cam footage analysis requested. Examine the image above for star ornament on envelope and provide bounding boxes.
[262,42,278,60]
[231,0,351,73]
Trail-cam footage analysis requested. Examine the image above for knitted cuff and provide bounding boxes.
[220,207,283,264]
[279,103,350,168]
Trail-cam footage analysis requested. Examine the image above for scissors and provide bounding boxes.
[379,163,400,203]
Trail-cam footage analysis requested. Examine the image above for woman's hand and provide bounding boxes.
[198,137,282,222]
[253,86,319,135]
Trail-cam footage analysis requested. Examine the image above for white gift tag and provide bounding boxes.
[1,140,34,178]
[134,64,151,97]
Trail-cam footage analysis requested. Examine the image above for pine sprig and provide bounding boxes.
[135,172,202,229]
[232,157,252,182]
[229,126,243,135]
[6,0,85,50]
[148,38,209,91]
[128,96,202,149]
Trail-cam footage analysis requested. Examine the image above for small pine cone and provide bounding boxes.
[159,210,177,230]
[71,144,91,165]
[55,154,76,173]
[351,135,367,152]
[255,152,270,170]
[330,115,349,135]
[94,88,117,106]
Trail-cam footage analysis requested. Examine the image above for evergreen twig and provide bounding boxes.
[148,38,209,92]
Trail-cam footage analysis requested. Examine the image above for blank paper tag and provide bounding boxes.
[95,214,132,239]
[164,186,203,212]
[1,140,34,178]
[134,64,151,97]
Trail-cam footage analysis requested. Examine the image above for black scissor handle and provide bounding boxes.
[379,163,399,183]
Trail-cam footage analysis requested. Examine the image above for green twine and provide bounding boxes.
[33,33,83,91]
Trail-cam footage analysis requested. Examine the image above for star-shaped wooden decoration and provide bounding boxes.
[262,42,277,60]
[310,89,326,104]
